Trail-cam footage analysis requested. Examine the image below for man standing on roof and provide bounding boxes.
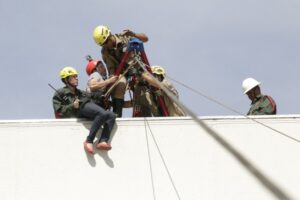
[242,77,277,115]
[142,66,186,116]
[92,25,148,117]
[52,66,116,154]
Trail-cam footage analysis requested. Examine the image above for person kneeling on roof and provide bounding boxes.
[52,66,116,154]
[141,66,186,117]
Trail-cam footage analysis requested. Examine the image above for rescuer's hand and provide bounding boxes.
[108,75,118,84]
[73,99,80,109]
[127,68,139,77]
[123,29,136,37]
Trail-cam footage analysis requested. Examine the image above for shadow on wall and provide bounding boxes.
[78,119,118,168]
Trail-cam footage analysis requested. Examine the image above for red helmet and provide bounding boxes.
[86,60,102,76]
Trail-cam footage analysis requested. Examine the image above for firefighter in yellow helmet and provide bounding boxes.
[52,66,116,154]
[142,66,186,116]
[93,25,111,46]
[92,25,148,117]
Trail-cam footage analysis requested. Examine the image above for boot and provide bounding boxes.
[112,98,124,117]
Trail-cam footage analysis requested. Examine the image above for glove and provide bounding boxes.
[127,68,140,77]
[123,29,136,37]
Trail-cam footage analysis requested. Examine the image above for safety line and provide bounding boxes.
[104,63,133,98]
[167,75,300,143]
[144,118,182,200]
[144,118,157,200]
[135,57,293,200]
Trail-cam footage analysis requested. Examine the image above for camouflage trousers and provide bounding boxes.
[132,85,159,117]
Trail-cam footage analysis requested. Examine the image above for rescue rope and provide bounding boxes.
[135,57,292,200]
[166,75,300,143]
[103,64,133,98]
[144,119,157,200]
[144,118,182,200]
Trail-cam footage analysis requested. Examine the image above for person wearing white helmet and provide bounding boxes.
[52,66,116,154]
[242,77,277,115]
[92,25,148,117]
[142,66,186,116]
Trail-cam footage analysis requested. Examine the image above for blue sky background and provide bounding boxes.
[0,0,299,119]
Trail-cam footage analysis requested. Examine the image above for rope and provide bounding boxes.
[103,64,133,98]
[144,118,182,200]
[134,57,293,200]
[166,76,300,143]
[144,119,157,200]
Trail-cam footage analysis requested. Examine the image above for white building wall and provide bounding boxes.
[0,116,299,200]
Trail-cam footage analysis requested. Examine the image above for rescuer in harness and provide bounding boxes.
[141,66,186,116]
[242,77,277,115]
[126,63,158,117]
[52,67,116,154]
[92,25,148,117]
[85,56,118,109]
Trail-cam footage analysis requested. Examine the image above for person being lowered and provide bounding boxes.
[52,66,116,154]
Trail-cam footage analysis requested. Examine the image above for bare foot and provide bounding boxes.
[84,142,95,155]
[96,142,112,151]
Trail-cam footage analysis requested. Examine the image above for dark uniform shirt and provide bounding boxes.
[52,86,89,118]
[101,31,135,75]
[247,94,277,115]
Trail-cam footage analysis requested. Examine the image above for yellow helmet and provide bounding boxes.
[93,25,111,46]
[151,66,166,77]
[60,66,78,79]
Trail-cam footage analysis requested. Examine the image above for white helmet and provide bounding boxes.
[242,78,260,94]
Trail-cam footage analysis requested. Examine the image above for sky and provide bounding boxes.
[0,0,300,119]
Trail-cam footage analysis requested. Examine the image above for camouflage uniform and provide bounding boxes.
[132,76,158,117]
[52,86,89,118]
[52,86,116,144]
[101,31,134,117]
[154,79,186,117]
[247,94,277,115]
[101,31,133,75]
